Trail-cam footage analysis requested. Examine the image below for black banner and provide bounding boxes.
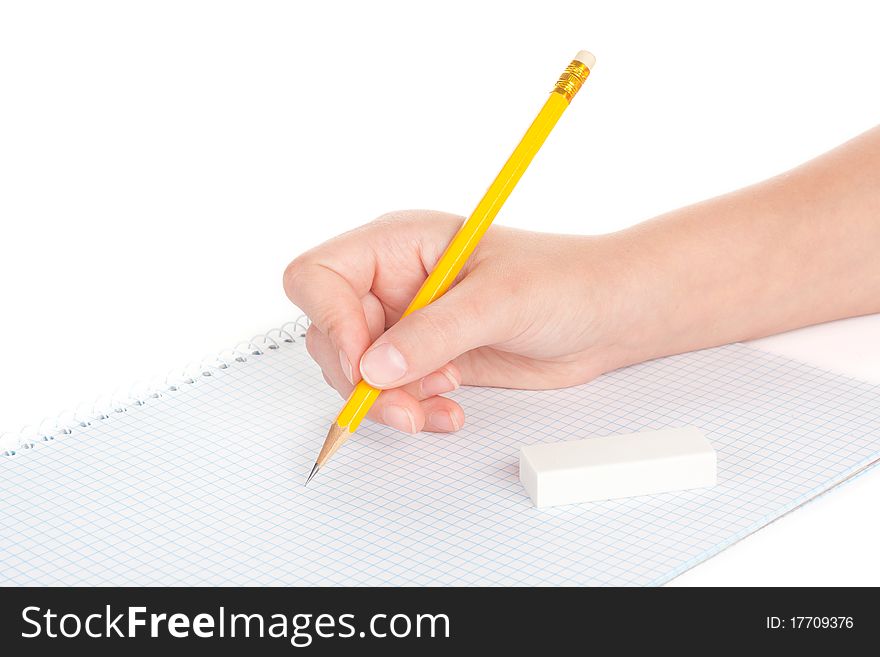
[0,587,872,654]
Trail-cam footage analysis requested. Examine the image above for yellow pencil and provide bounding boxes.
[306,50,596,484]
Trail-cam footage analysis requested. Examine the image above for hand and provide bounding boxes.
[283,210,621,434]
[286,127,880,435]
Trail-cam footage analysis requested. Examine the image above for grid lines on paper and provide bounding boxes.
[1,340,879,586]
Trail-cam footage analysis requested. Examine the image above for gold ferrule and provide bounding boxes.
[553,60,591,102]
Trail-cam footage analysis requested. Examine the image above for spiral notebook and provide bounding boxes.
[2,319,880,586]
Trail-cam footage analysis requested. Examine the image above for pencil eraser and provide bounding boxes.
[574,50,596,70]
[519,426,716,508]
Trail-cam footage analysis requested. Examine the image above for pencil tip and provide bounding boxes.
[305,462,320,486]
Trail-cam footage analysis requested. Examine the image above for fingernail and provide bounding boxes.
[360,343,408,386]
[339,350,353,384]
[419,370,459,397]
[427,410,460,432]
[383,405,416,433]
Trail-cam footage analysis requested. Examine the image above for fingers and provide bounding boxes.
[286,210,489,433]
[358,277,505,390]
[364,361,465,434]
[366,388,465,434]
[308,323,463,400]
[283,211,466,381]
[306,323,464,432]
[283,250,374,383]
[416,395,464,433]
[416,362,461,398]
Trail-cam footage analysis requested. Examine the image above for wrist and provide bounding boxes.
[566,233,653,374]
[577,226,698,372]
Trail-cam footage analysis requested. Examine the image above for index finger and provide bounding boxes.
[283,241,376,376]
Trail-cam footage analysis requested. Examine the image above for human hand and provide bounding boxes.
[287,127,880,435]
[283,210,623,434]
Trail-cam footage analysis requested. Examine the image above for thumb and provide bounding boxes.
[358,280,500,389]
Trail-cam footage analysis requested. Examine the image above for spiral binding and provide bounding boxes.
[0,316,310,457]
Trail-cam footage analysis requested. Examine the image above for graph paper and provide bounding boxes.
[1,333,879,586]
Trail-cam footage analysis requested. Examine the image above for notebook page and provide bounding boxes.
[1,338,879,586]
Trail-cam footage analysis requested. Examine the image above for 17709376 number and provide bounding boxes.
[766,617,854,630]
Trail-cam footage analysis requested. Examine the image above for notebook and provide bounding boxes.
[2,318,879,586]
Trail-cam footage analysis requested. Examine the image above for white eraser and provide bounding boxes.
[574,50,596,70]
[519,427,716,508]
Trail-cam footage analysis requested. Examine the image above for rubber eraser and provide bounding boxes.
[574,50,596,69]
[519,427,716,508]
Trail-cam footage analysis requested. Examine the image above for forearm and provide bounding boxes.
[600,125,880,367]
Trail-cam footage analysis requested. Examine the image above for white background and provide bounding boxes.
[1,0,878,585]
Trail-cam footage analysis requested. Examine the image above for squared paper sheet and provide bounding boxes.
[1,338,879,586]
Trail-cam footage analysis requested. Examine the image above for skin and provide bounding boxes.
[284,125,880,434]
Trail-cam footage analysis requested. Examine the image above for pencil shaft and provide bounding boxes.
[314,54,593,473]
[338,94,572,434]
[402,92,569,316]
